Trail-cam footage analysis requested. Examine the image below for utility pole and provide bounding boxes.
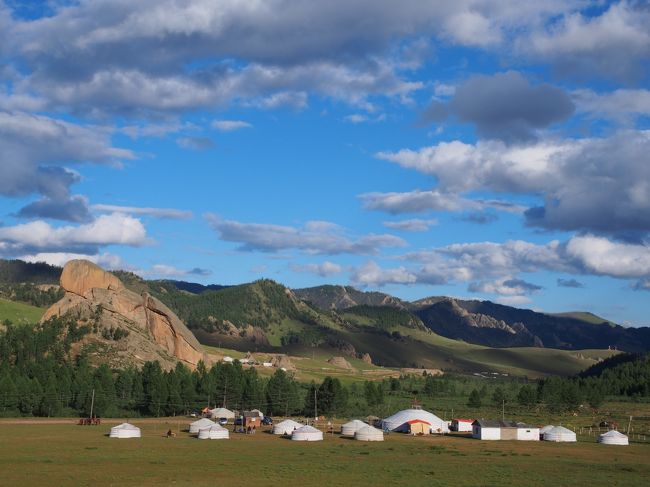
[502,399,505,422]
[222,375,228,408]
[89,389,95,420]
[314,388,318,421]
[627,416,633,435]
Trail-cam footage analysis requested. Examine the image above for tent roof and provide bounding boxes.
[112,422,139,430]
[547,426,574,434]
[600,430,628,438]
[201,424,228,432]
[407,419,431,425]
[191,418,216,427]
[342,419,366,428]
[294,425,320,433]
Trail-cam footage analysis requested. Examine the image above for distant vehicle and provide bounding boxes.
[189,412,198,418]
[262,416,273,425]
[218,418,228,425]
[234,417,243,426]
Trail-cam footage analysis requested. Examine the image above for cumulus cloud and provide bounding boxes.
[523,1,650,82]
[349,234,650,290]
[91,204,193,220]
[212,120,253,132]
[204,214,406,255]
[290,261,343,277]
[421,71,574,141]
[0,1,584,116]
[557,278,584,288]
[468,278,542,295]
[377,130,650,235]
[0,111,134,222]
[351,261,416,287]
[383,219,438,232]
[0,213,149,255]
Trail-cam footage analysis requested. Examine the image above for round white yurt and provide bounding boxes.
[209,407,235,420]
[598,430,629,446]
[380,409,449,434]
[198,424,230,440]
[109,422,141,439]
[540,425,555,436]
[291,425,324,442]
[341,419,367,436]
[189,418,216,434]
[354,425,384,442]
[273,419,303,435]
[544,426,577,442]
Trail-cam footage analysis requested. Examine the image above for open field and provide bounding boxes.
[0,420,648,487]
[0,298,45,325]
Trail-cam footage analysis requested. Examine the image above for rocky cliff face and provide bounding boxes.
[42,260,205,369]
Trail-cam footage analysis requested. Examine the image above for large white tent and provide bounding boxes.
[598,430,629,445]
[198,424,230,440]
[543,426,577,442]
[291,425,324,442]
[341,419,367,436]
[380,409,449,434]
[189,418,216,434]
[109,423,141,439]
[273,419,303,435]
[209,408,235,420]
[540,425,555,436]
[354,425,384,442]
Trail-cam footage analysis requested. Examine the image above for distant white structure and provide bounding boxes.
[354,425,384,442]
[223,356,234,363]
[291,425,323,442]
[273,419,303,435]
[250,409,264,418]
[198,424,230,440]
[189,418,216,434]
[262,362,273,367]
[341,419,367,436]
[109,423,141,439]
[380,409,449,434]
[598,430,629,446]
[543,426,577,442]
[539,425,555,438]
[472,420,539,441]
[238,358,249,364]
[209,407,235,420]
[450,419,474,432]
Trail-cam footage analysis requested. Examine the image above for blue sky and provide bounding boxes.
[1,1,650,325]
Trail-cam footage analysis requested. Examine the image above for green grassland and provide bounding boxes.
[0,421,648,487]
[0,298,45,324]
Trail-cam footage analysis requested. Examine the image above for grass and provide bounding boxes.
[0,420,648,486]
[0,298,45,325]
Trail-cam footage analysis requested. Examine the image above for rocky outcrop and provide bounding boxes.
[271,354,295,370]
[327,356,354,370]
[42,260,205,369]
[361,352,373,365]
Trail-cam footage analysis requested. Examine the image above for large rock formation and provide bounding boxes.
[42,260,205,369]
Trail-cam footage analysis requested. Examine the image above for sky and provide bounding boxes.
[1,1,650,326]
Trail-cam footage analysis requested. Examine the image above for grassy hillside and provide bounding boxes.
[552,311,616,326]
[0,298,45,324]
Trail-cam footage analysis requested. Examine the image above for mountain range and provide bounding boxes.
[1,259,648,376]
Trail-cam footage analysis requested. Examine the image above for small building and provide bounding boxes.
[407,419,431,435]
[472,420,539,441]
[598,430,628,446]
[243,411,261,429]
[109,422,141,439]
[262,362,273,367]
[223,356,234,363]
[451,419,474,432]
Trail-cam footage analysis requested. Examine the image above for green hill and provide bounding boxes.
[552,311,616,326]
[0,298,45,325]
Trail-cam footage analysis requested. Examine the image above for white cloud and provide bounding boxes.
[376,131,650,234]
[573,88,650,123]
[351,261,416,287]
[212,120,253,132]
[383,219,438,232]
[91,204,193,220]
[495,295,532,306]
[0,213,149,254]
[290,261,343,277]
[205,214,405,255]
[565,235,650,279]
